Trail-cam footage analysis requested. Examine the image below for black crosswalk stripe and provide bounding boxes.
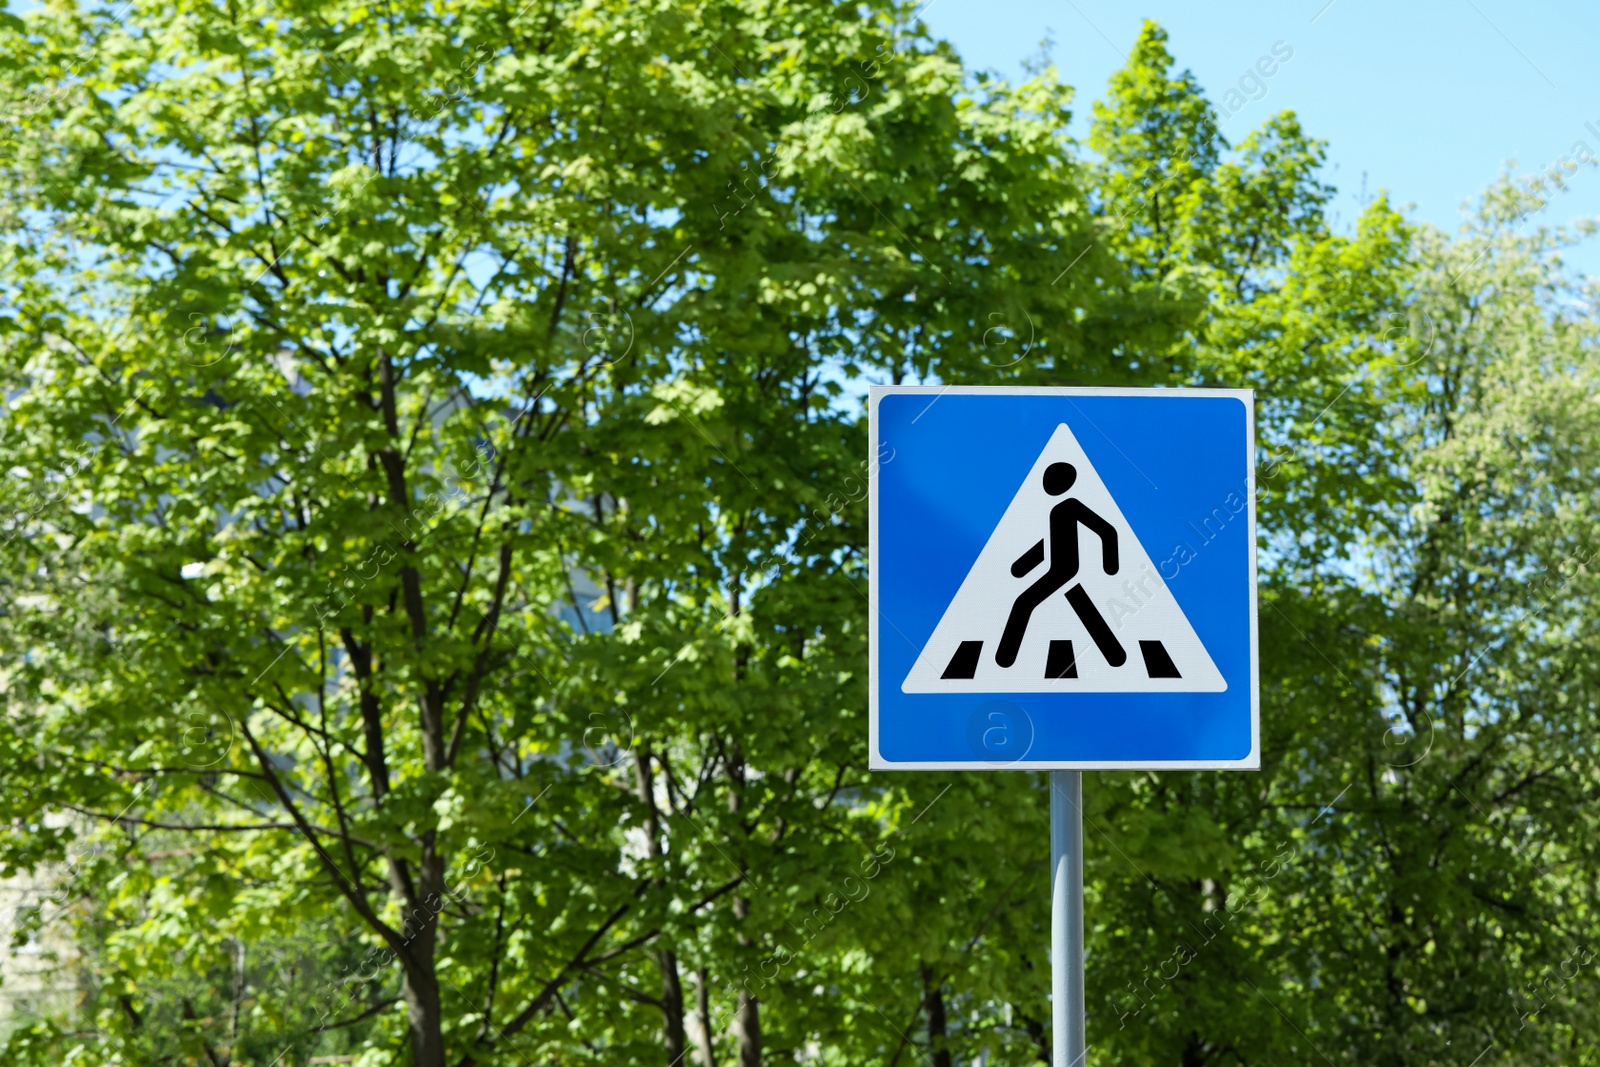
[941,640,983,679]
[1045,640,1078,679]
[1139,640,1181,678]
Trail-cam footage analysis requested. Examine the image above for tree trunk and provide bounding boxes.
[377,345,451,1067]
[389,837,446,1067]
[727,731,761,1067]
[734,986,762,1067]
[694,968,717,1067]
[922,965,953,1067]
[401,963,447,1067]
[633,745,688,1063]
[659,948,688,1066]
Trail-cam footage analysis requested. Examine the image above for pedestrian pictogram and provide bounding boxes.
[901,422,1226,695]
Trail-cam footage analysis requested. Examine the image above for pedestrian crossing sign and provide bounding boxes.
[869,386,1259,769]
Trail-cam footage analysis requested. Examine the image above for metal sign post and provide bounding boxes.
[1051,770,1086,1067]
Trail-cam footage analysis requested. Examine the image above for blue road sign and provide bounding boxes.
[869,387,1259,770]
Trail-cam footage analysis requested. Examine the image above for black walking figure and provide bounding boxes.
[995,462,1128,669]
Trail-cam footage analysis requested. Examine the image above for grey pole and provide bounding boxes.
[1050,769,1086,1067]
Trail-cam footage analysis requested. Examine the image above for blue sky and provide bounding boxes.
[921,0,1600,273]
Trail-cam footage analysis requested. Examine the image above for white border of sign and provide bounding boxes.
[868,385,1260,771]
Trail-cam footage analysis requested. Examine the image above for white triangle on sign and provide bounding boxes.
[902,423,1227,694]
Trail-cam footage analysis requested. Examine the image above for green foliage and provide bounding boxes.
[1,4,1597,1067]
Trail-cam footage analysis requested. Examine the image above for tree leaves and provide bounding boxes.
[2,4,1598,1067]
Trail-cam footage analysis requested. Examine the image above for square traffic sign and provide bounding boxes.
[869,386,1259,770]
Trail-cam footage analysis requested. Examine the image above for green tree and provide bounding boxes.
[0,0,1109,1063]
[1080,51,1600,1065]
